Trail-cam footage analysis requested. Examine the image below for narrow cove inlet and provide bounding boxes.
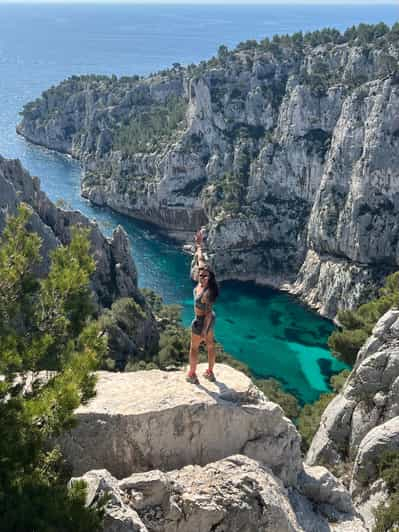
[20,145,346,405]
[1,6,398,530]
[2,2,380,404]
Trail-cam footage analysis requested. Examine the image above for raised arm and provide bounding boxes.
[195,243,207,270]
[191,229,207,280]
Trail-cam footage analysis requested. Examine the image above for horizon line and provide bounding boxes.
[0,1,397,4]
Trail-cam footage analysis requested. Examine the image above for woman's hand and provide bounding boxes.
[195,229,204,246]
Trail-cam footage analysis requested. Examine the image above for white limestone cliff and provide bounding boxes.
[17,33,399,319]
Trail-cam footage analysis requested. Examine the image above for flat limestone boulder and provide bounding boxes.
[119,470,169,510]
[59,365,301,486]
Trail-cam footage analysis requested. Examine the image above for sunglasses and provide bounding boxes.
[199,274,209,279]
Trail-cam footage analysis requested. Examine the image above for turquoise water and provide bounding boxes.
[1,4,395,402]
[29,152,342,403]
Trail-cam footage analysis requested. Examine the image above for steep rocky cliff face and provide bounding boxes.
[307,308,399,529]
[307,309,399,466]
[17,25,399,317]
[0,154,159,362]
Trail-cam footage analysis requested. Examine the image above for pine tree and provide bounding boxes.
[0,204,107,531]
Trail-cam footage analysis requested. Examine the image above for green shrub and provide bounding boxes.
[374,451,399,532]
[98,297,154,370]
[255,378,300,419]
[125,360,159,372]
[328,328,369,366]
[141,288,163,313]
[0,205,107,531]
[374,492,399,532]
[215,172,246,213]
[378,451,399,493]
[298,392,336,451]
[158,328,191,368]
[114,94,187,155]
[110,297,147,329]
[330,369,351,393]
[217,44,230,63]
[329,271,399,366]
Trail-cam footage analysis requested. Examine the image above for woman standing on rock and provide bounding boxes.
[186,228,219,384]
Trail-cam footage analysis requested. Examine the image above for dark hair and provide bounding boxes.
[202,266,219,302]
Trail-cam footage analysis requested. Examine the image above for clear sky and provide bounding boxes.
[0,0,396,4]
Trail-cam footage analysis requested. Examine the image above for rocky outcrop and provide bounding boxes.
[17,26,399,318]
[298,464,353,516]
[70,470,148,532]
[61,365,370,531]
[72,459,305,532]
[307,309,399,467]
[59,364,302,487]
[0,154,159,360]
[125,456,303,532]
[70,444,364,532]
[0,155,136,305]
[305,309,399,529]
[289,75,399,317]
[349,417,399,529]
[351,416,399,495]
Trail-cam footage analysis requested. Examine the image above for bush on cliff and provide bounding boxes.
[0,205,107,531]
[99,297,157,371]
[298,392,336,451]
[255,378,300,419]
[373,451,399,532]
[329,271,399,366]
[138,289,190,369]
[114,94,187,155]
[297,369,350,451]
[235,22,397,56]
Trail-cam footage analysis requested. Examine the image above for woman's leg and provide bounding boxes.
[189,332,202,375]
[205,329,216,372]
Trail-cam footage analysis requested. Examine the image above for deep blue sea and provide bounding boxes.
[0,3,397,403]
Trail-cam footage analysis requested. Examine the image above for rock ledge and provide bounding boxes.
[60,364,301,486]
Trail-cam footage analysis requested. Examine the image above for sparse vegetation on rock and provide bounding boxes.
[373,451,399,532]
